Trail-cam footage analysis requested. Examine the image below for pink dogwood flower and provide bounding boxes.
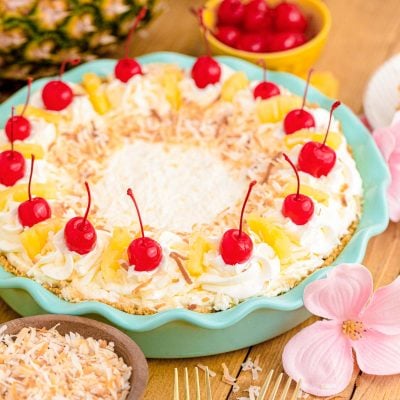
[373,120,400,222]
[282,264,400,397]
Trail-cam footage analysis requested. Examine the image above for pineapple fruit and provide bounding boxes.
[158,66,184,111]
[15,104,63,125]
[100,227,131,282]
[0,183,56,210]
[221,72,249,102]
[282,184,329,204]
[257,95,302,123]
[20,218,62,260]
[247,214,298,261]
[284,128,342,150]
[82,73,111,115]
[0,0,158,80]
[187,234,214,277]
[0,143,44,159]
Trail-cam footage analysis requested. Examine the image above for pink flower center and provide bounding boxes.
[342,320,365,340]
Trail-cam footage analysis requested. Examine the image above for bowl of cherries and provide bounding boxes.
[202,0,331,75]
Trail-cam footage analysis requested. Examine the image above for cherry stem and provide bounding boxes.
[127,188,145,238]
[322,101,341,147]
[283,153,301,199]
[301,68,314,110]
[124,7,147,59]
[257,59,267,82]
[27,154,35,202]
[59,58,80,80]
[191,7,211,57]
[10,107,15,156]
[81,181,92,228]
[239,180,257,237]
[21,77,32,117]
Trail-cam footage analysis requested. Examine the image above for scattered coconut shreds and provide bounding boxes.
[0,325,132,400]
[197,364,216,377]
[233,383,240,393]
[237,385,261,400]
[221,362,238,387]
[219,363,240,393]
[241,356,263,381]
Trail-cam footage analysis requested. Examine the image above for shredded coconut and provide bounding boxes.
[197,364,216,377]
[0,325,132,400]
[237,385,261,400]
[241,356,263,381]
[222,362,237,384]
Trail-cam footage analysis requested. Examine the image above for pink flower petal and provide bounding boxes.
[353,329,400,375]
[373,125,396,161]
[373,121,400,222]
[361,277,400,335]
[304,264,373,321]
[282,320,354,397]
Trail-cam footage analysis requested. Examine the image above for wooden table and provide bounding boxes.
[1,0,400,398]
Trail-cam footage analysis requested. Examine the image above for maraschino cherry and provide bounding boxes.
[220,180,257,265]
[253,60,280,100]
[281,153,314,225]
[217,0,245,26]
[274,2,308,33]
[114,7,147,83]
[42,59,80,111]
[237,32,267,53]
[18,154,51,227]
[64,182,97,255]
[266,32,306,52]
[215,25,241,47]
[191,7,222,89]
[0,107,26,187]
[283,69,315,134]
[5,77,33,142]
[298,101,341,178]
[243,0,272,32]
[126,188,162,272]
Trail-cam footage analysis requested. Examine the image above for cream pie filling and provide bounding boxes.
[0,62,363,312]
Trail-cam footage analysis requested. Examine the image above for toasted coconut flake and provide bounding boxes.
[0,325,131,400]
[221,362,237,385]
[197,364,216,377]
[170,252,193,284]
[237,385,261,400]
[241,356,262,381]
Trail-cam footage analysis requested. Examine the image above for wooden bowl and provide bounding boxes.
[0,314,148,400]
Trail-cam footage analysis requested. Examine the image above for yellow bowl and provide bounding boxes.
[203,0,331,76]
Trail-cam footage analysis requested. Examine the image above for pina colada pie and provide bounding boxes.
[0,55,362,314]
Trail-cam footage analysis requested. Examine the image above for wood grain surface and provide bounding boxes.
[1,1,400,399]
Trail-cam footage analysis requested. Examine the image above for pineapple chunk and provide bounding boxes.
[257,95,302,123]
[187,235,213,277]
[0,183,57,211]
[20,218,62,260]
[284,129,342,150]
[159,67,183,111]
[247,214,297,261]
[162,78,182,111]
[100,227,131,282]
[0,143,44,159]
[82,73,111,115]
[282,183,329,204]
[15,105,63,125]
[221,72,249,102]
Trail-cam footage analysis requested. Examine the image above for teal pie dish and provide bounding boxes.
[0,52,390,358]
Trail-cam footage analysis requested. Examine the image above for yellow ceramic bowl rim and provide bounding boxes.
[203,0,332,60]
